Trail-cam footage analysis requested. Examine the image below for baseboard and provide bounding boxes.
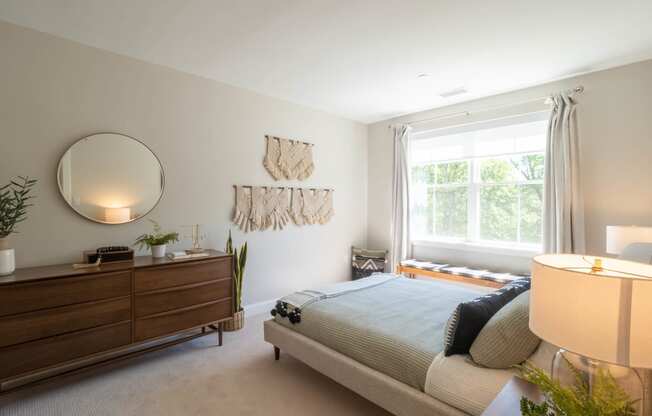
[244,298,276,318]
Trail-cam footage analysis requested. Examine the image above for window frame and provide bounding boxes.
[410,151,545,256]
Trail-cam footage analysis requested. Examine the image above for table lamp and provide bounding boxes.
[607,225,652,255]
[530,254,652,415]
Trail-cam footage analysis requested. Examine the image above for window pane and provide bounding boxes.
[520,184,543,244]
[411,186,434,238]
[410,113,548,163]
[434,186,467,238]
[436,161,468,185]
[480,153,545,183]
[480,184,518,242]
[511,154,545,181]
[479,158,519,183]
[411,164,436,185]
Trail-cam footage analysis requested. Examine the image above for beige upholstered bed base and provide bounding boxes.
[264,319,469,416]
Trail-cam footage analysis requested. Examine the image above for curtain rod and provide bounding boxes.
[390,85,584,128]
[233,185,334,192]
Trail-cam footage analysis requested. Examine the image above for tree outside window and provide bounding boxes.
[411,153,544,249]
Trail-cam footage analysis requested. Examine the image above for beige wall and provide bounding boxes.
[368,60,652,273]
[0,21,368,306]
[3,17,650,293]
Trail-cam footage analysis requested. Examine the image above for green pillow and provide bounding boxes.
[469,290,541,369]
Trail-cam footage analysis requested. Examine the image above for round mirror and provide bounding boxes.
[57,133,165,224]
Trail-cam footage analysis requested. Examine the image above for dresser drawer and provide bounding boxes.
[0,297,131,348]
[135,278,231,318]
[134,299,231,342]
[0,321,131,380]
[0,271,132,317]
[135,258,231,293]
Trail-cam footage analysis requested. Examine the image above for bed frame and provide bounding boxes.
[264,319,469,416]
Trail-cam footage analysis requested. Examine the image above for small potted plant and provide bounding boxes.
[0,176,37,276]
[134,219,179,258]
[224,230,247,331]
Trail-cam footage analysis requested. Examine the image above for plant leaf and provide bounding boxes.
[0,176,37,237]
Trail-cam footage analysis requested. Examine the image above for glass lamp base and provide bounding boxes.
[552,349,644,416]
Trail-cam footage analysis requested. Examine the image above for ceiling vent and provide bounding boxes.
[438,87,468,98]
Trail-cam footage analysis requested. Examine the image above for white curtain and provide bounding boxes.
[390,124,412,272]
[543,93,585,254]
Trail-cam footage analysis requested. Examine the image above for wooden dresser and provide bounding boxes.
[0,250,233,393]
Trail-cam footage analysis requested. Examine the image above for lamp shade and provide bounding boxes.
[606,225,652,255]
[530,254,652,368]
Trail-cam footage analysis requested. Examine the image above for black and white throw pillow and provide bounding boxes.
[443,278,530,357]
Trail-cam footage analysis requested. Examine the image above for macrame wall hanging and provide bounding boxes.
[263,135,314,181]
[233,185,334,232]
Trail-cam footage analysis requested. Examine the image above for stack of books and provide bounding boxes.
[167,251,210,260]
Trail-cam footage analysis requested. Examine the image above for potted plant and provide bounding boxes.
[519,358,637,416]
[0,176,37,276]
[134,219,179,258]
[224,230,247,331]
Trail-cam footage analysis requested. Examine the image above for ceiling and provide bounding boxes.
[1,0,652,123]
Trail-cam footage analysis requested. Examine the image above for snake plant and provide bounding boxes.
[226,230,247,312]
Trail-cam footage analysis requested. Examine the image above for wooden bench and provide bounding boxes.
[396,260,528,289]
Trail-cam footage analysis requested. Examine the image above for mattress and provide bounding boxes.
[274,276,489,390]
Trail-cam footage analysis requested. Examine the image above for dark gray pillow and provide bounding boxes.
[469,291,541,369]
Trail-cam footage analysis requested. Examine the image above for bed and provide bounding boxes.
[264,274,554,416]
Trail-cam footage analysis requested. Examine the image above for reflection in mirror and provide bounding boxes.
[57,133,164,224]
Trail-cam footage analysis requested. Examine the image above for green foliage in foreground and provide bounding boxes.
[0,176,37,239]
[518,358,637,416]
[134,219,179,249]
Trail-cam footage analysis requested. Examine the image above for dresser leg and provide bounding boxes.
[274,346,280,360]
[218,323,223,346]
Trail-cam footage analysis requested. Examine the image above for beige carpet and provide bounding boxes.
[0,313,391,416]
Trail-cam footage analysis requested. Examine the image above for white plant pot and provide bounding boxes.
[151,244,167,258]
[0,248,15,276]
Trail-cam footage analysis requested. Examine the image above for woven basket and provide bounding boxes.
[223,309,244,332]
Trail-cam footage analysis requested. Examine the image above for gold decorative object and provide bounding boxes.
[72,257,102,269]
[591,258,603,273]
[182,224,206,253]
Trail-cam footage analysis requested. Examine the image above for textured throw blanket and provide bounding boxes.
[281,273,397,308]
[272,274,397,323]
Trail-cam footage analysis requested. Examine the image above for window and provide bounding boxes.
[410,112,548,252]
